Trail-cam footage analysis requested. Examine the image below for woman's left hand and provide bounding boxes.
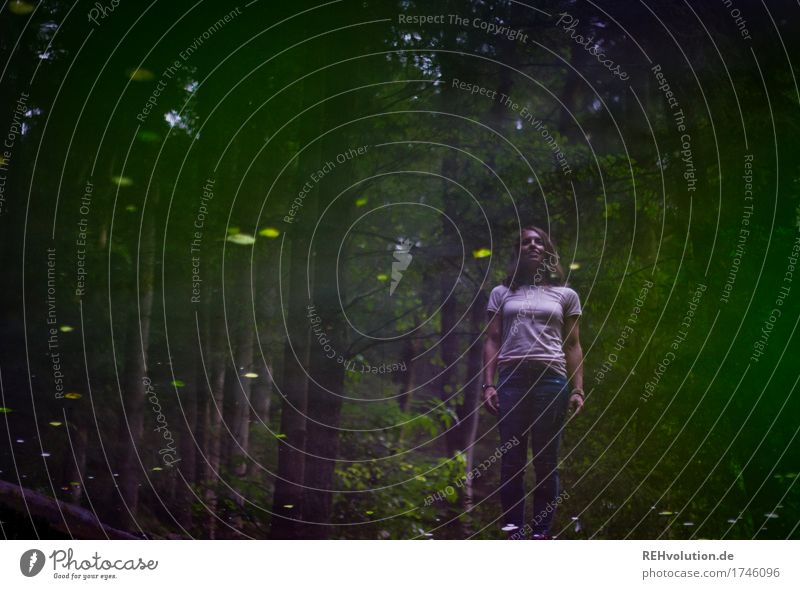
[567,392,584,418]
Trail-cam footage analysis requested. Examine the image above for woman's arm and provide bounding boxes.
[563,314,585,416]
[482,312,503,415]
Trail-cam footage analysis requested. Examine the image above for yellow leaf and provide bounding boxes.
[49,421,62,427]
[59,325,74,333]
[111,175,133,187]
[226,234,256,245]
[258,227,280,238]
[472,248,491,259]
[64,392,82,399]
[9,1,35,15]
[243,372,258,378]
[128,68,155,82]
[355,197,368,207]
[569,262,581,270]
[376,273,389,282]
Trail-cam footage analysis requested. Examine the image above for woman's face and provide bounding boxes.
[519,229,546,267]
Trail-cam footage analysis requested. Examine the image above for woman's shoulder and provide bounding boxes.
[490,283,509,293]
[551,284,579,293]
[548,284,581,301]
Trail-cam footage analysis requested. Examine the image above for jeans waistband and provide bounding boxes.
[498,361,564,380]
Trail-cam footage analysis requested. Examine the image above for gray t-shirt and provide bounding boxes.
[486,284,582,377]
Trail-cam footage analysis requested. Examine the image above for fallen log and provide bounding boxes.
[0,479,139,539]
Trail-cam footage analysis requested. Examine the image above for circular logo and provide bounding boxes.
[20,549,46,577]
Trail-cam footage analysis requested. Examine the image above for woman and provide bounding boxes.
[482,226,584,539]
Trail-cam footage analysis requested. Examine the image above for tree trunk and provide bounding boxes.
[301,206,349,539]
[456,293,486,515]
[437,154,461,457]
[117,205,155,526]
[203,311,229,538]
[269,229,312,539]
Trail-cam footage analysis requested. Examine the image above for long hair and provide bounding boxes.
[502,225,565,290]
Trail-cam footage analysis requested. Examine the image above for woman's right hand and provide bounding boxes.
[483,385,499,415]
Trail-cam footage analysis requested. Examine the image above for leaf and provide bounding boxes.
[59,325,74,333]
[569,262,581,270]
[64,392,82,400]
[376,273,389,282]
[170,380,185,388]
[9,1,35,15]
[128,68,155,81]
[111,175,133,187]
[125,204,137,212]
[49,421,62,427]
[137,130,161,143]
[226,233,256,245]
[274,433,287,439]
[355,197,368,206]
[243,372,258,378]
[0,407,12,413]
[472,248,491,259]
[258,227,280,238]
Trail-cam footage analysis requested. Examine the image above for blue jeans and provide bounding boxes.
[496,363,570,536]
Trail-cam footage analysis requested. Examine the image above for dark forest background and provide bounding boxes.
[0,0,798,539]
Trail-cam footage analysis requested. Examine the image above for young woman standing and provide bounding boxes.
[482,226,584,539]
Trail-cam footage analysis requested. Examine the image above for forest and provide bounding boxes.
[0,0,798,540]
